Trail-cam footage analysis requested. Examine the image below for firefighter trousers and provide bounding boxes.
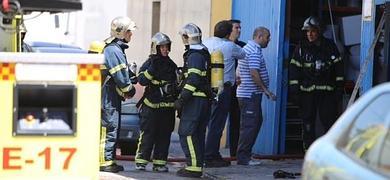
[300,91,337,149]
[179,97,211,172]
[100,102,121,166]
[135,106,175,166]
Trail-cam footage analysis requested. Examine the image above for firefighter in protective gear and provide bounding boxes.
[20,23,33,52]
[99,16,137,173]
[135,32,178,172]
[289,16,344,150]
[175,23,211,178]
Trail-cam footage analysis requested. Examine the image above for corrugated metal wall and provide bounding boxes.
[232,0,287,154]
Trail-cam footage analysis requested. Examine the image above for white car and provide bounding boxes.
[302,83,390,180]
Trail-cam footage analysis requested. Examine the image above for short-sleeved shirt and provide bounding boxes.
[203,37,245,85]
[237,40,269,98]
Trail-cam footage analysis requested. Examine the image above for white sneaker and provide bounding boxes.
[247,160,262,166]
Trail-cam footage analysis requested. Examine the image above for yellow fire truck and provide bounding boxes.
[0,1,102,179]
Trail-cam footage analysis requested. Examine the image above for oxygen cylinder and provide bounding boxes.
[210,50,224,90]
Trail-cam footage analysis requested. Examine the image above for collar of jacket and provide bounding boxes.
[113,38,129,50]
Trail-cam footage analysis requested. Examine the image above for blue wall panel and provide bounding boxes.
[232,0,286,154]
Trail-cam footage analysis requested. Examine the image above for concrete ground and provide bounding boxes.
[100,133,303,180]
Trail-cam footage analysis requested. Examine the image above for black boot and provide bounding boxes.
[176,168,202,178]
[100,163,124,173]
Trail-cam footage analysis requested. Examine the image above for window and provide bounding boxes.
[13,84,77,136]
[342,93,390,175]
[151,1,161,36]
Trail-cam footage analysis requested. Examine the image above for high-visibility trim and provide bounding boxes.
[100,160,114,167]
[144,70,153,80]
[135,158,149,164]
[116,87,125,97]
[151,79,167,85]
[140,71,162,85]
[193,92,207,97]
[289,80,299,85]
[188,68,207,76]
[316,85,334,91]
[300,85,316,92]
[290,59,302,67]
[184,72,188,78]
[120,84,133,93]
[143,98,174,109]
[300,85,334,92]
[135,131,145,163]
[185,166,202,172]
[184,84,197,92]
[336,77,344,81]
[153,160,167,165]
[99,127,107,165]
[187,136,197,168]
[355,135,379,158]
[303,63,313,68]
[333,57,341,63]
[109,63,127,75]
[100,64,107,70]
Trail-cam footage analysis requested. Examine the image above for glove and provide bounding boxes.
[124,87,136,99]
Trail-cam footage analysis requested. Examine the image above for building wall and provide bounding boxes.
[24,0,128,49]
[210,0,232,35]
[126,0,212,67]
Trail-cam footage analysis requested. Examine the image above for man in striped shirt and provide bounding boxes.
[236,27,276,165]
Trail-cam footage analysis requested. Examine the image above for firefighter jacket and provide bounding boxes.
[101,39,133,103]
[138,54,178,109]
[178,45,211,102]
[289,37,344,93]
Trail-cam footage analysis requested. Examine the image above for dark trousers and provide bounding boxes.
[205,86,232,160]
[135,106,175,165]
[179,97,210,172]
[228,84,240,157]
[237,92,262,164]
[300,91,337,149]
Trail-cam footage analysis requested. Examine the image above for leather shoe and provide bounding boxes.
[99,163,124,173]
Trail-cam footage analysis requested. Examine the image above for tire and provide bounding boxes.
[119,141,138,155]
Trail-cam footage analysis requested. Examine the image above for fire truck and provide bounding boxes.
[0,1,103,179]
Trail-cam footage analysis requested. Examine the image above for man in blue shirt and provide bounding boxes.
[203,20,246,167]
[236,27,276,165]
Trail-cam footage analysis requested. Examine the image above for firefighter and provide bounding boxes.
[88,41,105,54]
[99,16,137,173]
[289,16,344,150]
[175,23,211,178]
[20,24,33,52]
[135,32,178,172]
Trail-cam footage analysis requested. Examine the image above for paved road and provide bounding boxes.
[100,133,303,179]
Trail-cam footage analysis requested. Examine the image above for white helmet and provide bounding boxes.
[151,32,171,55]
[302,16,320,30]
[179,23,202,45]
[110,16,137,39]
